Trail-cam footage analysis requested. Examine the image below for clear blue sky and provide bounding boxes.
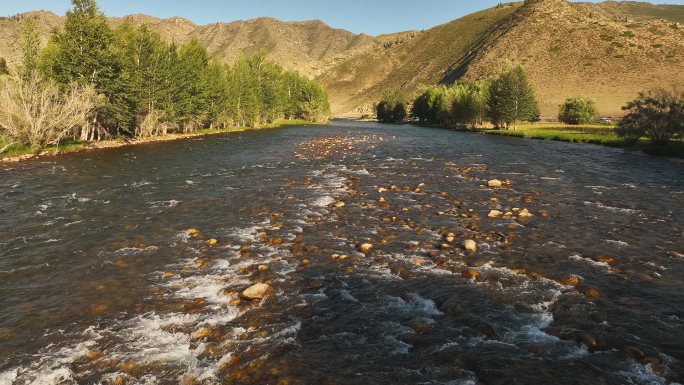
[3,0,684,36]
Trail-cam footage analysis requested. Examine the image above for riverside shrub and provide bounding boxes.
[558,95,599,125]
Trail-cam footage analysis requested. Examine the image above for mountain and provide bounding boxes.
[0,0,683,116]
[579,1,684,25]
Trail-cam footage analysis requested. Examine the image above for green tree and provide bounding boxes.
[558,95,599,125]
[40,0,136,135]
[615,89,684,146]
[19,17,41,75]
[411,86,441,123]
[376,88,408,123]
[487,63,539,129]
[451,80,490,126]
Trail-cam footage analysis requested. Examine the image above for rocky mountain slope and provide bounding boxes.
[0,0,683,116]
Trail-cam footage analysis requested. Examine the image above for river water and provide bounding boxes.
[1,120,684,384]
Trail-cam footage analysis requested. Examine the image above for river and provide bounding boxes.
[1,120,683,384]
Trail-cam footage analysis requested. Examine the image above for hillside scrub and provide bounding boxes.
[558,95,599,125]
[615,89,684,146]
[376,89,408,123]
[0,0,331,153]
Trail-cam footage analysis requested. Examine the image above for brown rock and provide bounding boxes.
[359,243,373,253]
[412,322,434,334]
[462,269,479,278]
[488,180,503,187]
[240,283,275,300]
[556,276,579,286]
[622,346,645,359]
[582,289,600,298]
[309,281,324,288]
[464,239,477,251]
[577,334,597,350]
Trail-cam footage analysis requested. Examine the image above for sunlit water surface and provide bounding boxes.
[1,121,684,384]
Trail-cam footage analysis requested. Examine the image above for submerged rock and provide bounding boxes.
[462,269,479,278]
[556,276,579,286]
[488,210,502,218]
[240,283,275,300]
[488,180,503,187]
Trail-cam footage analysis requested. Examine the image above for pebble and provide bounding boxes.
[359,243,373,253]
[240,283,275,300]
[582,289,600,297]
[309,281,324,288]
[412,321,434,333]
[577,334,597,350]
[464,239,477,251]
[488,179,503,187]
[488,210,502,218]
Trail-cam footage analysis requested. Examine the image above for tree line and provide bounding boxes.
[0,0,331,151]
[377,63,539,129]
[377,62,684,147]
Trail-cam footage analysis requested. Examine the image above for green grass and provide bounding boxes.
[652,44,663,48]
[549,46,561,52]
[620,31,636,37]
[614,55,625,58]
[626,23,643,28]
[583,62,593,66]
[474,124,684,158]
[670,24,680,30]
[600,34,615,41]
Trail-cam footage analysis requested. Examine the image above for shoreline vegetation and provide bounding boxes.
[0,0,332,159]
[0,119,321,163]
[415,122,684,158]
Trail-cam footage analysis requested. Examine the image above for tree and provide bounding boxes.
[411,85,441,123]
[376,88,408,123]
[451,81,490,126]
[0,72,100,150]
[19,17,41,76]
[487,63,539,129]
[0,58,8,76]
[39,0,135,136]
[615,89,684,146]
[558,95,598,125]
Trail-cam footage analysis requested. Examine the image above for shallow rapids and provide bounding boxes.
[1,121,684,384]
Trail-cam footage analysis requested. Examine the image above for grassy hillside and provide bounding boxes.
[461,0,684,116]
[580,1,684,25]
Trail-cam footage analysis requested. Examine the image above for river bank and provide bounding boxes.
[0,119,321,163]
[415,122,684,159]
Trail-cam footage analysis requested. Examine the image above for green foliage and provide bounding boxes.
[620,31,635,37]
[600,35,615,41]
[487,63,539,128]
[670,24,680,30]
[451,80,489,126]
[376,89,408,123]
[614,55,625,58]
[625,23,643,28]
[14,0,331,143]
[0,58,8,75]
[616,89,684,146]
[652,44,663,48]
[558,95,599,125]
[549,46,561,52]
[19,17,41,75]
[583,63,593,66]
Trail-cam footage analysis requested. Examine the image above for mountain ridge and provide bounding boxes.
[1,0,683,116]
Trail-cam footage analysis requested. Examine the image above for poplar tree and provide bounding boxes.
[487,63,539,129]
